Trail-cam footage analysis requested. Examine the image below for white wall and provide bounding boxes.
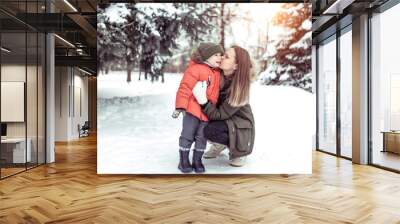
[72,70,89,136]
[55,66,69,141]
[55,67,89,141]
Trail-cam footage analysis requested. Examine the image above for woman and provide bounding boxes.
[192,45,255,167]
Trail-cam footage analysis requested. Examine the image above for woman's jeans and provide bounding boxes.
[203,120,229,146]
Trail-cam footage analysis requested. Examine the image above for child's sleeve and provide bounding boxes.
[175,68,199,110]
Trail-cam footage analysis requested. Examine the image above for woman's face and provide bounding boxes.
[220,48,237,76]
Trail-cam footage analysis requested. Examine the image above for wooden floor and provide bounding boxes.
[1,163,44,178]
[1,135,400,223]
[373,150,400,171]
[0,167,26,178]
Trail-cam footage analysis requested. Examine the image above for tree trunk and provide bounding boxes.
[105,66,109,74]
[261,21,270,72]
[127,68,132,83]
[126,55,132,82]
[261,60,268,72]
[220,3,225,48]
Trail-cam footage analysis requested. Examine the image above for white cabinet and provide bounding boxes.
[1,138,32,163]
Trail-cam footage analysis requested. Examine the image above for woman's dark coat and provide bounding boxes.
[202,75,255,159]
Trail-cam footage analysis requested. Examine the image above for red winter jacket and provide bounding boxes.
[175,60,221,121]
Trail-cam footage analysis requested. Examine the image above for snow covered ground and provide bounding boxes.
[97,71,315,174]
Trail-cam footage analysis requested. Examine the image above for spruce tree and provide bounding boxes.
[122,3,219,83]
[98,3,219,82]
[97,7,125,75]
[261,3,312,92]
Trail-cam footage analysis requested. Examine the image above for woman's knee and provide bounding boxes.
[203,124,213,140]
[204,123,218,140]
[204,121,228,145]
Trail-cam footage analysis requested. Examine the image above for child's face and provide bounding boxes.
[206,53,223,68]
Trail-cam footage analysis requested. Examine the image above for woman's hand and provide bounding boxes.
[192,81,208,105]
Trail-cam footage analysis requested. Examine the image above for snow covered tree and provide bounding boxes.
[218,3,240,49]
[97,5,125,75]
[123,4,143,82]
[260,3,312,92]
[120,3,219,83]
[97,6,115,74]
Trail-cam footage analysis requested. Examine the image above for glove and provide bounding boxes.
[192,81,208,105]
[172,109,185,119]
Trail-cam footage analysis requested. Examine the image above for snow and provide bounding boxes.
[290,31,311,49]
[97,72,178,98]
[301,20,312,30]
[97,71,314,174]
[137,3,178,16]
[104,3,129,23]
[286,3,304,15]
[258,66,277,82]
[262,46,277,58]
[280,73,290,80]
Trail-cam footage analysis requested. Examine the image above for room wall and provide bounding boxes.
[55,66,70,141]
[73,71,89,137]
[54,66,89,141]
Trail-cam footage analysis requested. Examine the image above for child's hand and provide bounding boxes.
[172,109,185,119]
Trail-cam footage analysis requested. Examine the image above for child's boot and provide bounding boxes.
[178,149,192,173]
[192,149,205,173]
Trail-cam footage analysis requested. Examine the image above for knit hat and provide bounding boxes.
[197,42,224,61]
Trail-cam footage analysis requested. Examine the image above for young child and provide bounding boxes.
[172,42,224,173]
